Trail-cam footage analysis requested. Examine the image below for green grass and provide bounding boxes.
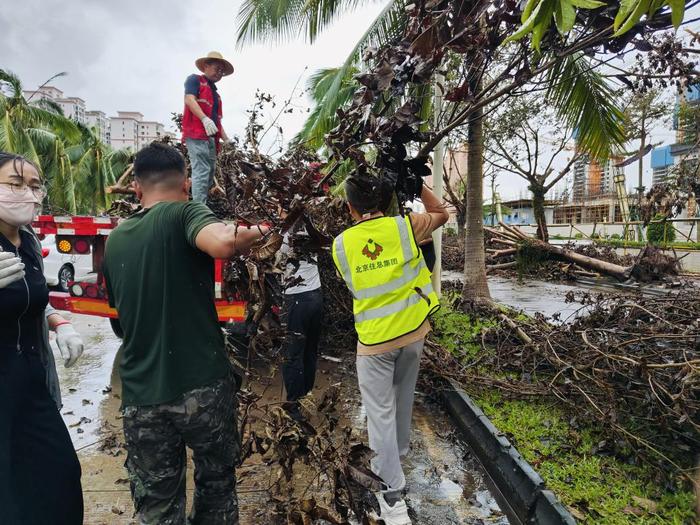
[428,305,697,524]
[429,299,494,360]
[594,239,700,250]
[477,393,696,524]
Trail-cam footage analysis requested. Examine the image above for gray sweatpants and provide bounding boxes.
[356,339,424,495]
[186,137,216,203]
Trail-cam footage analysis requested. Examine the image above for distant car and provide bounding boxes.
[41,234,94,292]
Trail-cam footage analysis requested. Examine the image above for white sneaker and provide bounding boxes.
[375,493,412,525]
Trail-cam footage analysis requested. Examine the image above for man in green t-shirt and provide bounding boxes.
[103,142,269,525]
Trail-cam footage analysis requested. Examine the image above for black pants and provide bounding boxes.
[282,289,323,401]
[420,240,436,273]
[0,351,83,525]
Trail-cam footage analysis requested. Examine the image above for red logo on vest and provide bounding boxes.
[362,239,383,261]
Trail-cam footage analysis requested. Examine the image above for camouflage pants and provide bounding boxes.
[122,375,240,525]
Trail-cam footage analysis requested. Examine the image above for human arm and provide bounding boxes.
[195,223,270,258]
[408,185,450,243]
[184,94,207,120]
[420,184,449,228]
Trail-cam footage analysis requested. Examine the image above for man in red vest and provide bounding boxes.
[182,51,233,203]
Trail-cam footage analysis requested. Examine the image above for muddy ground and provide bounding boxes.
[55,314,509,525]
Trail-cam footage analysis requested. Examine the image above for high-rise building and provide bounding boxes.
[85,110,109,143]
[650,83,700,187]
[22,85,64,102]
[109,111,142,150]
[55,96,86,124]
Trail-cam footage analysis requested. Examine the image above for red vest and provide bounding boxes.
[182,75,223,142]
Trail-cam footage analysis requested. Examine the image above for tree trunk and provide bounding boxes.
[461,84,491,306]
[456,205,466,236]
[530,184,549,242]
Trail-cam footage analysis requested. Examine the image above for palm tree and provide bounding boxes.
[0,69,81,213]
[237,0,406,147]
[68,124,131,214]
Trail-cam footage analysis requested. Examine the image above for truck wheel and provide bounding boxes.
[110,318,124,339]
[58,264,74,293]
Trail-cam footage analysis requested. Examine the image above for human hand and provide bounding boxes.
[200,116,218,136]
[56,324,84,368]
[0,251,24,289]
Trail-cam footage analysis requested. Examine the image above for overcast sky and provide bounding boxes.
[0,0,697,201]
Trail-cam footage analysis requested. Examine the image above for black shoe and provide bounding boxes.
[283,401,305,423]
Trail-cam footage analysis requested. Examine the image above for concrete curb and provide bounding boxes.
[440,378,577,525]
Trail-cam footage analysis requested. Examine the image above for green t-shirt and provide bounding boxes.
[103,201,231,407]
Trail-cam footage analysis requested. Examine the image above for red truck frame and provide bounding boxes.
[33,215,246,327]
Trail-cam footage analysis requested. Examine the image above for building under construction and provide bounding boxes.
[551,156,627,225]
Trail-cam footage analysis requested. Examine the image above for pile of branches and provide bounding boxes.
[424,291,700,479]
[236,383,383,524]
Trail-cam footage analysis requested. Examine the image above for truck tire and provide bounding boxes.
[110,318,124,339]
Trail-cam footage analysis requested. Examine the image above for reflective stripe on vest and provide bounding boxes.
[332,215,439,346]
[354,283,435,323]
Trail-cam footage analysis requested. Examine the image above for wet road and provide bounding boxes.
[56,314,509,524]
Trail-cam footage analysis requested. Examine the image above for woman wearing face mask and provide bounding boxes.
[0,152,85,524]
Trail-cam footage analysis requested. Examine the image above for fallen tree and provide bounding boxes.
[485,223,681,282]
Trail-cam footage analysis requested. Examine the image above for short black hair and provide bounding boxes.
[133,142,186,187]
[0,152,40,175]
[345,173,394,215]
[345,174,381,214]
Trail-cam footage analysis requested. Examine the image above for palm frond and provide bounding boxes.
[0,69,23,100]
[294,66,358,147]
[292,0,406,147]
[236,0,376,45]
[33,98,65,117]
[545,53,626,160]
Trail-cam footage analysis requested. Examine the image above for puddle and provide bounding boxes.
[442,273,592,322]
[52,315,123,446]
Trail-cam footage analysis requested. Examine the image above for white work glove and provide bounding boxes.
[0,251,24,289]
[56,324,84,368]
[200,116,218,136]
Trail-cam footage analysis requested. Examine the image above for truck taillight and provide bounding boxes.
[74,239,90,254]
[41,248,50,258]
[57,239,72,253]
[56,236,92,255]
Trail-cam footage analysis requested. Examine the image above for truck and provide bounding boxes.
[33,214,247,337]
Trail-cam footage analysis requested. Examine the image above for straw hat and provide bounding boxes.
[195,51,234,76]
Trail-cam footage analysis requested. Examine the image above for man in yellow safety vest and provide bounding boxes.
[332,174,448,525]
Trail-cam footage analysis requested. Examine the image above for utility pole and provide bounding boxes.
[636,107,647,242]
[431,73,445,296]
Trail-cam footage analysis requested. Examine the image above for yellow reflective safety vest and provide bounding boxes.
[332,215,440,346]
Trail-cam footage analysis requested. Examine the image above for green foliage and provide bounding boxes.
[429,300,494,361]
[574,232,584,239]
[506,0,685,49]
[477,394,696,524]
[647,214,676,244]
[0,69,130,215]
[444,226,456,235]
[293,66,358,148]
[545,53,626,161]
[610,233,621,239]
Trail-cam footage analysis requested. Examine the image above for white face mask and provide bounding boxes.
[0,185,40,227]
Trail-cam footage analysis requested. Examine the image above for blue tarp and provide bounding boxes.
[651,145,673,169]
